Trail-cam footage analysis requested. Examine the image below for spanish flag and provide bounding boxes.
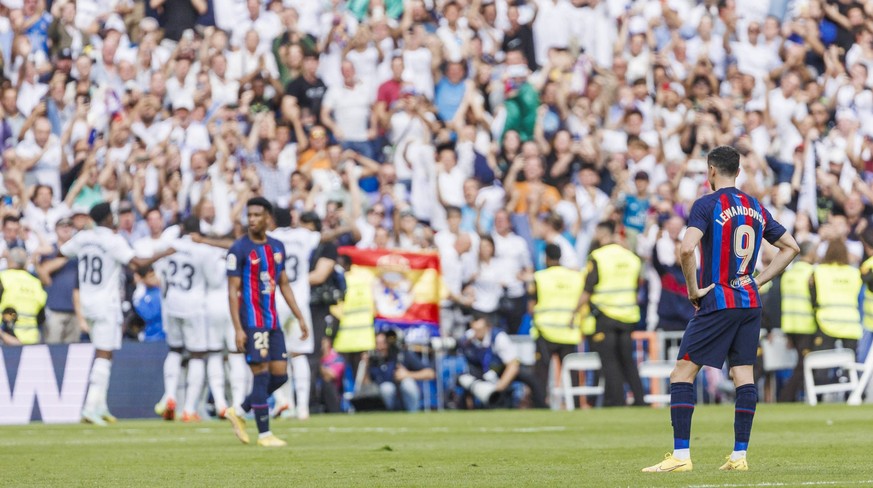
[338,247,441,333]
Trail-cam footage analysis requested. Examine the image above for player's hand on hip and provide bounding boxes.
[688,283,716,310]
[235,329,247,353]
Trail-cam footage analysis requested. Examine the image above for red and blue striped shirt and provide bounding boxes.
[687,188,786,315]
[226,236,286,330]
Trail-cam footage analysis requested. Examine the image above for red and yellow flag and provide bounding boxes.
[338,247,441,332]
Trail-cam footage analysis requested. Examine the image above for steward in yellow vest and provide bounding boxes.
[577,221,645,407]
[0,250,48,345]
[529,244,584,408]
[861,249,873,333]
[811,239,863,344]
[333,266,377,354]
[777,242,819,403]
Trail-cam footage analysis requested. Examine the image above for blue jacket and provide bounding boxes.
[133,286,164,342]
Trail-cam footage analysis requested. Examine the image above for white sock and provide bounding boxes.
[84,358,111,413]
[672,449,690,460]
[207,353,228,412]
[291,355,311,415]
[184,358,205,414]
[258,431,273,439]
[228,353,249,410]
[163,351,182,403]
[731,450,746,461]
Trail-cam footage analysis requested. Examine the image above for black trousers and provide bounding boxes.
[533,337,577,408]
[588,315,646,407]
[498,295,528,334]
[308,304,335,411]
[778,332,815,402]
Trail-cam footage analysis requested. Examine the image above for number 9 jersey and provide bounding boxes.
[687,187,786,314]
[60,226,136,319]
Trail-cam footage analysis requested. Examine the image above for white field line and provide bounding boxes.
[688,480,873,488]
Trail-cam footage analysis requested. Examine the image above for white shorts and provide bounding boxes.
[278,301,314,355]
[88,314,122,351]
[165,314,208,352]
[205,302,234,352]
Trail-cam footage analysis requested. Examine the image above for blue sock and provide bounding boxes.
[268,374,288,396]
[250,372,270,434]
[734,384,757,452]
[670,382,695,450]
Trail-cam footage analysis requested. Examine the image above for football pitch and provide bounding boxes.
[3,405,872,488]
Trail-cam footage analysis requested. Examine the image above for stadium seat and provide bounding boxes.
[803,349,860,406]
[556,352,605,411]
[638,360,676,405]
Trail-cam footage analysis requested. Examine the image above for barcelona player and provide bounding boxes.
[643,146,799,472]
[224,197,309,447]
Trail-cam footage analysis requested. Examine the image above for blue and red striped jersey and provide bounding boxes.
[687,188,786,314]
[226,236,286,330]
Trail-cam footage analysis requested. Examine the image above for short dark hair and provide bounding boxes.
[300,211,322,232]
[596,220,616,234]
[545,243,562,262]
[445,205,462,218]
[246,197,274,215]
[2,215,20,227]
[707,145,741,176]
[181,215,200,235]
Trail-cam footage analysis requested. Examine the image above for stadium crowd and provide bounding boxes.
[1,0,873,413]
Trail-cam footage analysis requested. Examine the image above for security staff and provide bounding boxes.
[530,243,584,408]
[811,239,863,351]
[334,265,377,355]
[0,248,47,345]
[578,221,646,407]
[860,229,873,335]
[778,242,817,402]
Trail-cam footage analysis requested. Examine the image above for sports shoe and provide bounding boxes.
[225,407,250,444]
[81,410,107,426]
[181,412,202,423]
[642,454,693,473]
[101,411,118,424]
[155,398,176,421]
[217,408,228,420]
[257,434,287,447]
[297,406,309,421]
[271,403,291,419]
[719,456,749,471]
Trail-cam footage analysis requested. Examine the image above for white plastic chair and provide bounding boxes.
[848,347,873,406]
[638,360,676,405]
[803,349,859,406]
[558,352,605,411]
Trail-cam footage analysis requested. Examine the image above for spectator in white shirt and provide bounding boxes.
[15,117,63,202]
[232,0,283,52]
[321,60,378,160]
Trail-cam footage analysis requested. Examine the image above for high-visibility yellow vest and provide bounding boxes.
[532,265,584,345]
[780,261,816,334]
[813,264,862,340]
[589,244,641,324]
[0,269,47,345]
[861,256,873,332]
[333,267,376,353]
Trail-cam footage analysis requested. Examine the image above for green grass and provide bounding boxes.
[2,404,873,487]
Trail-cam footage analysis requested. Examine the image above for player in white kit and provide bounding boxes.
[60,202,173,425]
[202,236,251,420]
[268,212,321,420]
[157,217,225,421]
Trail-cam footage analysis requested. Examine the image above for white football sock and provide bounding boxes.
[163,351,182,403]
[228,353,249,410]
[184,358,205,414]
[672,449,690,460]
[730,450,746,461]
[207,353,228,412]
[84,358,111,413]
[291,355,311,416]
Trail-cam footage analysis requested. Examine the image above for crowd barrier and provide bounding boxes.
[0,342,166,425]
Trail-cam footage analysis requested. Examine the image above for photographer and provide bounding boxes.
[367,331,435,412]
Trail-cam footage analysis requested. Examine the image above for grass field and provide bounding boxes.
[2,404,872,488]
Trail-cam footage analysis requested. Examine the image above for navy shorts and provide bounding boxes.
[245,328,287,364]
[677,308,762,368]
